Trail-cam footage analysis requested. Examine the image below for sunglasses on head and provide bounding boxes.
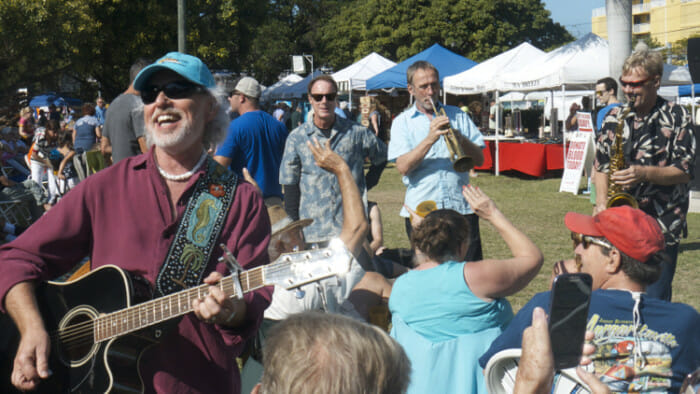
[619,77,650,89]
[310,93,337,102]
[141,81,206,104]
[571,232,613,249]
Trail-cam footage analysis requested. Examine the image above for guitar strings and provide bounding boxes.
[51,263,282,351]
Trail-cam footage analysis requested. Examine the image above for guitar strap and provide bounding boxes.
[154,157,238,297]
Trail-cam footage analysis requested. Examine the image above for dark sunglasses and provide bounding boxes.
[571,232,612,249]
[619,77,650,89]
[141,81,206,104]
[310,93,337,102]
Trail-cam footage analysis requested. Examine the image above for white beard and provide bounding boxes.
[145,108,194,151]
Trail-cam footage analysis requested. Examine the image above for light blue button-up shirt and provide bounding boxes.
[388,103,484,217]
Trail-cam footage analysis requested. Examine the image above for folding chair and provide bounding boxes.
[0,200,33,228]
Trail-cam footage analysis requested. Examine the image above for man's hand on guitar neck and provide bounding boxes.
[5,281,52,391]
[191,272,246,328]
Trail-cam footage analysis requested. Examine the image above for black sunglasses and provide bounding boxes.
[619,77,650,89]
[141,81,206,104]
[310,93,337,102]
[571,232,613,249]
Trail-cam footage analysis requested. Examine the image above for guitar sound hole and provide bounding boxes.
[56,308,97,366]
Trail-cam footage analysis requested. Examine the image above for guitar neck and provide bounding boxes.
[94,267,264,342]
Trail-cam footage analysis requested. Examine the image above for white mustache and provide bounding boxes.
[150,108,184,123]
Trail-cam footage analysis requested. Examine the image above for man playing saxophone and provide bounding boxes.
[388,61,485,261]
[593,43,696,301]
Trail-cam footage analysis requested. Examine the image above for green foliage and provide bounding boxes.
[318,0,574,71]
[0,0,572,104]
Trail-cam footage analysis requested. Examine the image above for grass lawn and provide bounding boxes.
[369,166,700,313]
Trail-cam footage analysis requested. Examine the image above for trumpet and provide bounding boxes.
[428,98,474,172]
[606,97,639,209]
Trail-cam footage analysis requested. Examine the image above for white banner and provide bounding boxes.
[559,131,594,194]
[576,112,594,133]
[292,56,305,74]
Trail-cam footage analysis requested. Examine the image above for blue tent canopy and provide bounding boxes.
[365,44,477,90]
[29,93,82,108]
[678,84,700,97]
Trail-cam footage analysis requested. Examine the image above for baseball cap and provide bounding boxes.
[234,77,261,99]
[133,52,215,92]
[564,206,665,263]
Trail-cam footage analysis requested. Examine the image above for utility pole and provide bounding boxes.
[606,0,632,101]
[178,0,186,53]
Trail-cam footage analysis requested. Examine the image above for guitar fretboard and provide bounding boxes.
[94,267,265,342]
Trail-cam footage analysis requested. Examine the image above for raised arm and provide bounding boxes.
[307,138,368,258]
[462,185,543,300]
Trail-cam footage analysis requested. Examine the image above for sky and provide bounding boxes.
[543,0,606,38]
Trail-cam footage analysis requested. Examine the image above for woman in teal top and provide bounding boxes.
[389,185,543,394]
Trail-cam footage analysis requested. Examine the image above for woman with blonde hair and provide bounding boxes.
[18,107,35,142]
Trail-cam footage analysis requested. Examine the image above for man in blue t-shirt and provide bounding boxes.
[595,77,622,132]
[214,77,288,203]
[479,206,700,393]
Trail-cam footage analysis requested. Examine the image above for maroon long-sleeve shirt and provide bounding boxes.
[0,149,272,393]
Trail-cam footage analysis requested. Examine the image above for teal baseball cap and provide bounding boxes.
[133,52,216,92]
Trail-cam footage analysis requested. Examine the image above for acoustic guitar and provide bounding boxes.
[1,246,350,393]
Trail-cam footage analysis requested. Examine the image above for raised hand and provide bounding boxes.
[307,137,347,174]
[404,204,424,228]
[461,184,497,220]
[514,307,554,394]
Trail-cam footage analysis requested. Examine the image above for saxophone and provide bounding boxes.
[606,100,639,208]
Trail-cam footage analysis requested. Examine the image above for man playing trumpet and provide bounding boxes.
[593,43,696,301]
[388,60,485,260]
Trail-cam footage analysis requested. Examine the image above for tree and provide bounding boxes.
[317,0,574,70]
[243,0,343,84]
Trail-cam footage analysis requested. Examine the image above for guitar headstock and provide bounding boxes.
[263,243,352,290]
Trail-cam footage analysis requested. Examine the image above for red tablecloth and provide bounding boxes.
[475,141,567,177]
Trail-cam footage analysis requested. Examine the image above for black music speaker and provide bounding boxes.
[688,38,700,84]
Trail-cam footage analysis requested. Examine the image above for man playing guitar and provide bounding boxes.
[0,53,272,393]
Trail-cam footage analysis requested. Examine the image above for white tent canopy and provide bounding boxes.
[661,63,693,86]
[331,52,396,92]
[497,33,692,92]
[498,33,610,92]
[443,43,546,95]
[260,73,303,102]
[272,70,323,99]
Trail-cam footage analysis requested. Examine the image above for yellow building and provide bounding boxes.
[592,0,700,45]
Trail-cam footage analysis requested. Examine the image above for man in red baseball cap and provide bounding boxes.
[480,206,700,393]
[564,205,665,291]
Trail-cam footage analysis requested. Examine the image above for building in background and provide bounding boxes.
[592,0,700,49]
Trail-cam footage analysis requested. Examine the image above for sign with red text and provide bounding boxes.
[576,112,594,133]
[559,131,595,194]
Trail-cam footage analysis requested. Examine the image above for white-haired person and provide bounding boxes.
[0,52,271,393]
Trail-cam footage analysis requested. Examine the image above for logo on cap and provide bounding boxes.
[158,57,181,65]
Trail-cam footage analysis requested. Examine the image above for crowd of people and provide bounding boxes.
[0,44,698,394]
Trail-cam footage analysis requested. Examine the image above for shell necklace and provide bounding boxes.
[157,150,208,181]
